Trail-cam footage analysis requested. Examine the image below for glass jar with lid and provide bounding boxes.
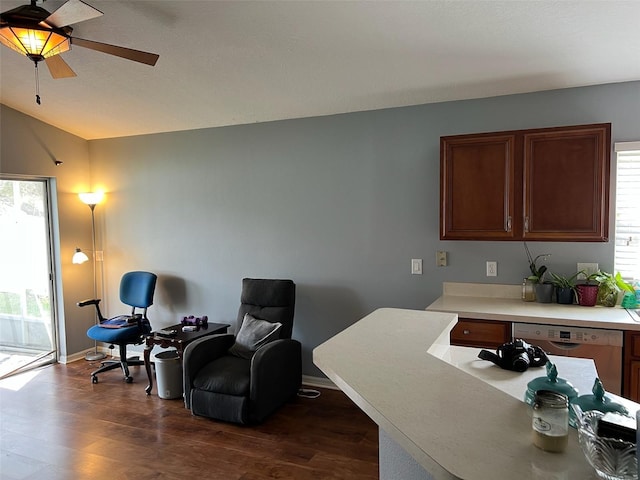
[532,390,569,453]
[522,278,536,302]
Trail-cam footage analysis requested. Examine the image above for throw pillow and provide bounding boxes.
[228,313,282,359]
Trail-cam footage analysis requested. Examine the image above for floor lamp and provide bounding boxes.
[74,191,106,362]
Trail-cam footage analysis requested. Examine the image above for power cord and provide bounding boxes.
[297,388,321,399]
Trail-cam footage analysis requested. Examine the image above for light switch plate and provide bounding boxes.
[411,259,423,275]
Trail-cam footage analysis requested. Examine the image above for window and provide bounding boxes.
[614,142,640,281]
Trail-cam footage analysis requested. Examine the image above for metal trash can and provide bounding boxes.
[154,350,183,399]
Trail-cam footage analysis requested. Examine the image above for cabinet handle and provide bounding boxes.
[463,329,471,335]
[506,216,512,232]
[524,216,529,233]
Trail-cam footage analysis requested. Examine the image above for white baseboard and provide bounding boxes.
[60,347,111,364]
[61,350,338,392]
[302,374,338,390]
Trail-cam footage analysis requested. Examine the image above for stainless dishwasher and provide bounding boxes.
[513,323,623,395]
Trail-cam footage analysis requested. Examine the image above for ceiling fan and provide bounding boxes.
[0,0,159,103]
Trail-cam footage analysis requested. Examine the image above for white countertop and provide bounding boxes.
[313,308,626,479]
[427,282,639,330]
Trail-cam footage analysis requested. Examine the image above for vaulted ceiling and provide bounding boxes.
[1,0,639,140]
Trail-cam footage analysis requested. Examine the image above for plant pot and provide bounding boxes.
[576,284,599,307]
[556,287,575,305]
[596,286,619,307]
[535,283,554,303]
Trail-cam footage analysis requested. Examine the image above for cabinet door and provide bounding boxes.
[522,124,610,241]
[623,331,640,401]
[625,360,640,403]
[440,134,516,240]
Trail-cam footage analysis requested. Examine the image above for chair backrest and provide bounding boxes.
[120,271,157,309]
[236,278,296,339]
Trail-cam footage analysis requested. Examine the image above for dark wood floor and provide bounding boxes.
[0,359,378,480]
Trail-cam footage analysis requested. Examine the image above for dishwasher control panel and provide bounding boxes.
[513,323,623,347]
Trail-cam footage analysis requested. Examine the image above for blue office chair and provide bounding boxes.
[79,271,157,384]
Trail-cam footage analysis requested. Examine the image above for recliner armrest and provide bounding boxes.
[183,333,235,409]
[250,339,302,415]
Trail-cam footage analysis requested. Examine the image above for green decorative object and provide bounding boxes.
[621,292,638,309]
[524,361,579,408]
[573,378,628,419]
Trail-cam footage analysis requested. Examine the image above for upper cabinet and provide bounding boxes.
[440,123,611,242]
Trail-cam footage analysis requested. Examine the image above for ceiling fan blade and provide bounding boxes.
[71,37,159,66]
[45,55,77,79]
[44,55,77,79]
[44,0,103,28]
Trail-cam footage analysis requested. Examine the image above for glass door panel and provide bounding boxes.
[0,178,56,378]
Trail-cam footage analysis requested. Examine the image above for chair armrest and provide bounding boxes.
[77,298,105,322]
[77,299,100,307]
[183,333,235,408]
[249,339,302,421]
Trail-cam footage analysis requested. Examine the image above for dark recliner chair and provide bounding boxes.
[183,278,300,424]
[79,271,157,384]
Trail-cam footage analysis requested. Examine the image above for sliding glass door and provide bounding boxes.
[0,178,56,378]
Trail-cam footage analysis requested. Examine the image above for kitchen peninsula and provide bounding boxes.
[313,308,626,479]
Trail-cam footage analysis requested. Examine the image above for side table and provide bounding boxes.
[144,322,229,395]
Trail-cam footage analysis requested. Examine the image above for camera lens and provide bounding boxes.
[512,352,530,372]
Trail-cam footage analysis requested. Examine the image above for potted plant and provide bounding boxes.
[592,271,621,307]
[549,271,582,305]
[576,272,600,307]
[524,243,552,303]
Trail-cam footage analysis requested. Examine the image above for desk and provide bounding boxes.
[144,322,229,395]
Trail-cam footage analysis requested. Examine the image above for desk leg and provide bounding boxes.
[144,344,154,395]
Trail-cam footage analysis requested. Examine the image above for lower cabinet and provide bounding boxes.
[450,318,512,349]
[623,331,640,401]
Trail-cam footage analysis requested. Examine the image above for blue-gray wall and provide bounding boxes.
[89,81,639,377]
[2,81,639,373]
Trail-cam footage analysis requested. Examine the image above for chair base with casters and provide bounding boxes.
[86,341,144,384]
[79,271,157,384]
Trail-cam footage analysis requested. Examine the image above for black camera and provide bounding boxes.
[478,339,548,372]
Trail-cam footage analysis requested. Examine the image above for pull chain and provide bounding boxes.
[34,62,41,105]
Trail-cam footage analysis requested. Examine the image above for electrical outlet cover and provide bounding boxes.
[577,262,599,279]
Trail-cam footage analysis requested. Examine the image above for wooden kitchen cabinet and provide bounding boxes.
[623,330,640,401]
[450,318,512,348]
[440,123,611,241]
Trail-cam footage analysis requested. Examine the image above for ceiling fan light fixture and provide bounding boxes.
[0,25,70,60]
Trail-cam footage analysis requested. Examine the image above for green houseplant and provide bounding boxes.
[592,271,621,307]
[524,243,552,302]
[549,271,582,305]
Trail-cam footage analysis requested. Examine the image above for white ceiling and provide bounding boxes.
[1,0,639,140]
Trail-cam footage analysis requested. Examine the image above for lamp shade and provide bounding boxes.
[0,25,70,59]
[78,191,104,206]
[72,247,89,264]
